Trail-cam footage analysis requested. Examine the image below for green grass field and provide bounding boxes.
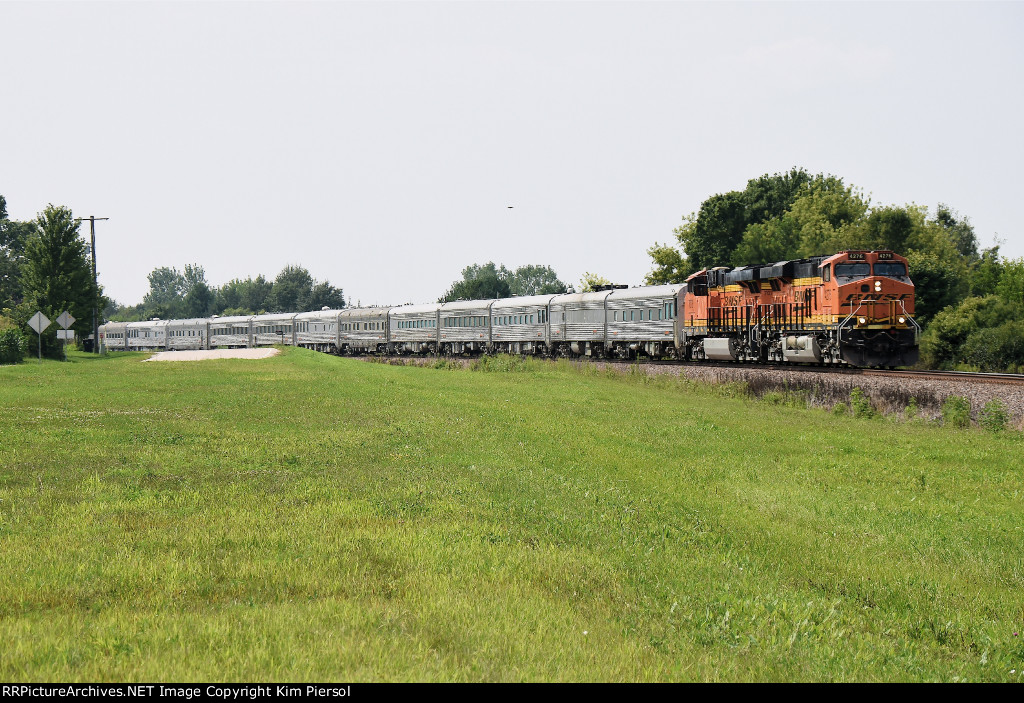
[1,349,1022,681]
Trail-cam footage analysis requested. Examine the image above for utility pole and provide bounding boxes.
[75,216,108,353]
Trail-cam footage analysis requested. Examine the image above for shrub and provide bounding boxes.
[850,387,875,418]
[0,328,27,364]
[472,354,528,373]
[979,399,1010,432]
[905,396,919,420]
[960,320,1024,372]
[941,395,971,428]
[920,295,1024,369]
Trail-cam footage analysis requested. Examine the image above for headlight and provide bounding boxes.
[858,316,867,325]
[874,281,882,292]
[898,316,906,324]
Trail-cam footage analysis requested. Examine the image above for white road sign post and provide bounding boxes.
[28,311,51,364]
[56,311,76,362]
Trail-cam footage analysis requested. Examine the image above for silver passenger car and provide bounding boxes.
[99,322,126,351]
[166,318,210,350]
[549,291,613,356]
[605,284,681,358]
[126,320,169,351]
[296,309,342,352]
[388,303,439,354]
[439,300,493,355]
[209,315,253,349]
[489,295,555,355]
[337,307,389,354]
[252,313,297,347]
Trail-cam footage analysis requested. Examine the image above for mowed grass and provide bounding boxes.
[0,349,1022,681]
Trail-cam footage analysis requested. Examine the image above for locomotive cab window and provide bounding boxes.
[874,262,907,279]
[834,263,870,279]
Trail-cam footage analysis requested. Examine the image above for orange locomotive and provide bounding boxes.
[679,250,919,368]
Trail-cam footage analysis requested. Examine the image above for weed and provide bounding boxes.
[941,395,972,428]
[905,397,919,420]
[472,354,530,373]
[850,387,875,419]
[979,399,1009,432]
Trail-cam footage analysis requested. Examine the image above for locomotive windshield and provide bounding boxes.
[834,262,870,278]
[874,262,907,278]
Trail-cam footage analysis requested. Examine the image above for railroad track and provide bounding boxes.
[857,368,1024,386]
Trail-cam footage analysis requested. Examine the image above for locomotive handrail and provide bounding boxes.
[838,301,867,335]
[839,298,920,339]
[897,299,921,341]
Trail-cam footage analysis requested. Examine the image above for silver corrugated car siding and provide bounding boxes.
[389,313,437,343]
[340,314,387,348]
[439,302,493,344]
[606,293,676,342]
[211,333,250,348]
[553,300,607,342]
[491,303,546,343]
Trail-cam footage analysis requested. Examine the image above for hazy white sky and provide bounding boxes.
[2,1,1022,307]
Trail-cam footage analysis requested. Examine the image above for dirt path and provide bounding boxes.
[144,349,281,362]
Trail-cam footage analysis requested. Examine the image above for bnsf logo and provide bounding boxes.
[843,293,912,304]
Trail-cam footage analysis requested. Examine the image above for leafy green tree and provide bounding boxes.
[508,265,568,296]
[934,203,979,261]
[995,258,1024,306]
[789,178,870,257]
[860,206,917,254]
[306,281,345,311]
[181,264,214,318]
[20,204,102,357]
[644,243,689,285]
[970,245,1002,297]
[904,252,966,324]
[267,265,314,312]
[675,169,857,270]
[0,195,35,309]
[439,262,511,302]
[578,272,612,293]
[218,275,273,314]
[732,217,802,267]
[106,300,146,322]
[143,266,185,318]
[731,177,868,264]
[680,192,747,271]
[742,167,815,225]
[244,275,274,312]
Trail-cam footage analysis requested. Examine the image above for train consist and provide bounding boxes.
[100,250,919,368]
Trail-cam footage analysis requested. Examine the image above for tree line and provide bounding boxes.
[437,263,571,302]
[110,263,345,321]
[644,167,1024,371]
